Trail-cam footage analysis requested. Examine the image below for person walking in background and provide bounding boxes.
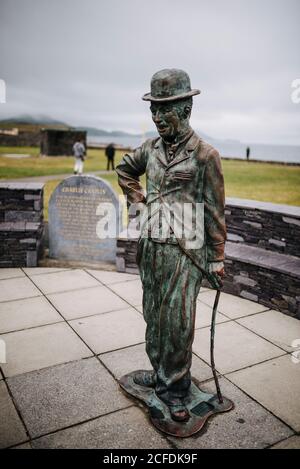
[246,146,250,161]
[105,143,115,170]
[73,138,86,175]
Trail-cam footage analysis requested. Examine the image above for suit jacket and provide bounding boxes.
[116,130,226,267]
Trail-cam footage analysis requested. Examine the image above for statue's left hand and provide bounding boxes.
[209,261,224,275]
[214,266,225,277]
[207,262,225,289]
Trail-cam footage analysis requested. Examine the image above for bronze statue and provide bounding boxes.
[116,69,233,437]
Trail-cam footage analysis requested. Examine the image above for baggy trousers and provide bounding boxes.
[74,158,84,174]
[137,238,203,406]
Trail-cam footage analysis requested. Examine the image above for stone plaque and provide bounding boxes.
[49,175,122,263]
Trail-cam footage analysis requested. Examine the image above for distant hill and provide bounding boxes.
[0,115,228,143]
[0,116,141,137]
[0,114,68,126]
[0,115,70,132]
[75,126,141,138]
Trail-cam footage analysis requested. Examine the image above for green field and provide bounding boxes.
[0,146,125,178]
[1,146,300,221]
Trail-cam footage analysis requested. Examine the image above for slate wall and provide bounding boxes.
[226,198,300,257]
[116,198,300,319]
[0,183,45,267]
[0,130,41,147]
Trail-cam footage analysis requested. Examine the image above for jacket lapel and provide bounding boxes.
[154,132,201,170]
[154,138,168,168]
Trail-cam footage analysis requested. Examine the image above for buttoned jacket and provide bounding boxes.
[116,131,226,266]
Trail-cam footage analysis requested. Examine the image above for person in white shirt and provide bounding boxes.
[73,138,86,175]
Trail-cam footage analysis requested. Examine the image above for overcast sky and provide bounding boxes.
[0,0,299,144]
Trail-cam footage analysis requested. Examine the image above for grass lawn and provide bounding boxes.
[1,146,300,221]
[0,146,125,178]
[222,160,300,206]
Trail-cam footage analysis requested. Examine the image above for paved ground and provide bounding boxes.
[0,267,299,449]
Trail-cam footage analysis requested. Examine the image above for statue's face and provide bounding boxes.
[150,101,183,141]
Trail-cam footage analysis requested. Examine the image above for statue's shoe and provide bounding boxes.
[169,404,190,422]
[158,395,190,422]
[133,370,157,388]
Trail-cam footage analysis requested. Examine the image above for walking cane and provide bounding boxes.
[210,287,223,404]
[175,243,224,405]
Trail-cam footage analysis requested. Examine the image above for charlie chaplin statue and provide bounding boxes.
[116,69,232,436]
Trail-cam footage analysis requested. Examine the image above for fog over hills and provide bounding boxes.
[1,115,299,163]
[0,115,238,144]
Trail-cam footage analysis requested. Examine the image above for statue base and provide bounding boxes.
[119,370,234,438]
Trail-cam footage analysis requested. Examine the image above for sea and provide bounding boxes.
[88,135,300,164]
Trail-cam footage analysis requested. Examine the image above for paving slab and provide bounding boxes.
[237,309,300,352]
[87,269,139,285]
[11,442,32,449]
[1,322,92,377]
[271,435,300,449]
[7,357,130,438]
[169,378,292,449]
[193,321,285,374]
[100,343,213,382]
[0,276,41,303]
[0,266,297,449]
[23,267,71,276]
[47,285,128,320]
[99,343,150,379]
[30,269,99,294]
[227,354,300,432]
[70,308,146,354]
[31,406,170,449]
[198,287,211,294]
[0,381,27,448]
[0,268,25,280]
[195,301,229,329]
[198,290,268,319]
[108,279,143,306]
[0,296,63,334]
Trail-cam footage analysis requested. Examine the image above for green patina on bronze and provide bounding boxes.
[116,69,233,435]
[142,68,201,102]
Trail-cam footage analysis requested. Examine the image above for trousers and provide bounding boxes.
[107,157,115,170]
[74,158,84,174]
[137,238,203,405]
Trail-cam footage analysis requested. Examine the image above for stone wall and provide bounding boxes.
[116,198,300,319]
[0,130,41,147]
[40,129,87,156]
[0,183,45,267]
[116,238,140,274]
[226,198,300,257]
[222,243,300,318]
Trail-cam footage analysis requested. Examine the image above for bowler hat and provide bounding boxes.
[142,69,200,103]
